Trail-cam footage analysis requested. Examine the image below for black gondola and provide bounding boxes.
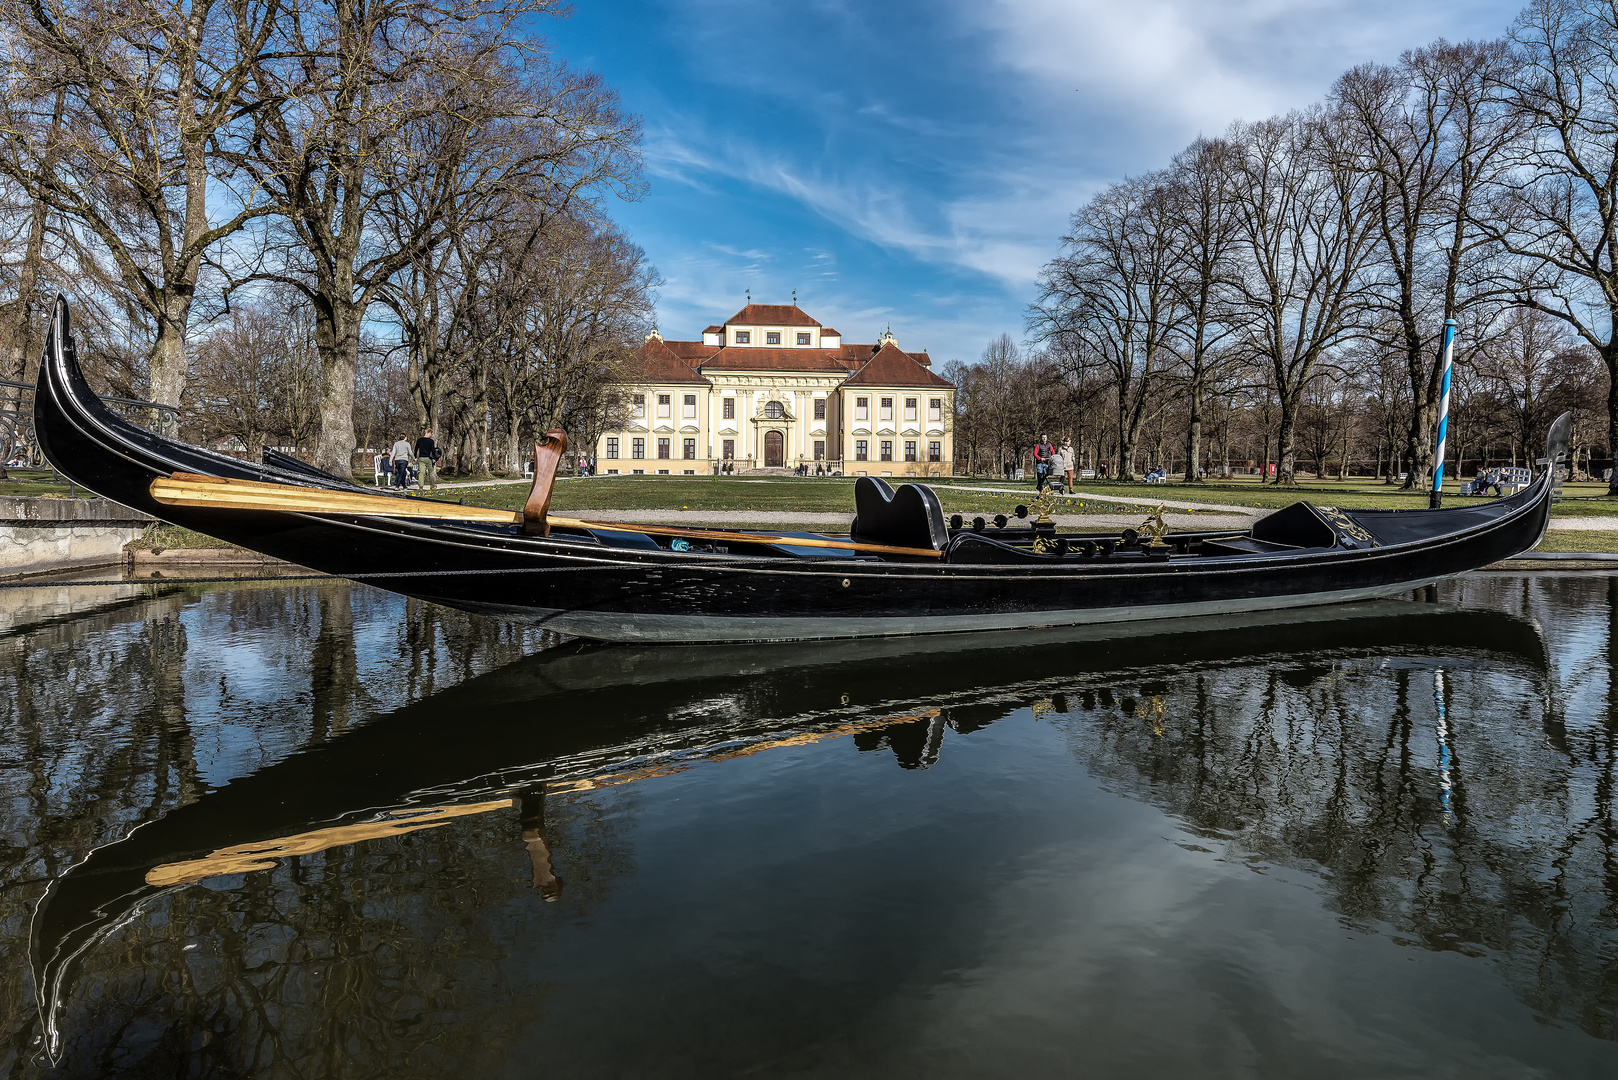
[33,297,1565,643]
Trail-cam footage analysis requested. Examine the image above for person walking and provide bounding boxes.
[414,428,440,491]
[1033,433,1056,493]
[1061,438,1076,490]
[390,434,414,493]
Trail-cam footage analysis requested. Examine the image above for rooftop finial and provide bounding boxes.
[745,287,751,304]
[792,288,797,305]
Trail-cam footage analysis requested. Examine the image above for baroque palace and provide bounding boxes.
[597,303,956,476]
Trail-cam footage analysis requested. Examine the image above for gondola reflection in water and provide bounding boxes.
[24,585,1618,1074]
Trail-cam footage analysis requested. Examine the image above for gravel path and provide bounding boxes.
[1545,517,1618,531]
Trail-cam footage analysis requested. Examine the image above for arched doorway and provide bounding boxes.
[764,430,784,468]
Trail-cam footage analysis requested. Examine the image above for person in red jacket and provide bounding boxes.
[1033,434,1056,492]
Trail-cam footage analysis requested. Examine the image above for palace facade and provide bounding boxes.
[598,303,956,476]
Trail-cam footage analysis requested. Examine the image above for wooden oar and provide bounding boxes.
[149,473,945,559]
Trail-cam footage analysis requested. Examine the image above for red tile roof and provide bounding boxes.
[842,342,955,388]
[661,339,722,361]
[908,351,933,367]
[724,304,819,327]
[702,325,723,335]
[697,347,852,373]
[634,338,710,384]
[820,327,841,337]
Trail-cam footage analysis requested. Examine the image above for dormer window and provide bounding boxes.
[797,333,811,345]
[734,331,750,344]
[766,331,781,345]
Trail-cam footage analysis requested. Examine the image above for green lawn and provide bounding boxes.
[942,474,1618,517]
[1534,531,1618,553]
[126,524,249,551]
[0,468,93,498]
[431,476,1183,518]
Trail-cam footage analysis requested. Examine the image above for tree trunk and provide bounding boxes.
[1275,391,1301,485]
[1607,344,1618,496]
[312,295,361,479]
[1184,373,1203,482]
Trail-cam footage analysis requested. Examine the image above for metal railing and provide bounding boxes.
[0,378,180,473]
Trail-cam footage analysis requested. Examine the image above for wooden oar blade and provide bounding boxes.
[148,474,944,558]
[150,476,521,525]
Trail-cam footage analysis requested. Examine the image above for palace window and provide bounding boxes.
[813,399,826,420]
[657,394,671,419]
[904,441,917,462]
[855,440,868,462]
[764,400,784,419]
[657,438,670,459]
[880,397,893,421]
[631,395,645,419]
[904,398,917,422]
[734,331,750,344]
[723,398,734,420]
[606,437,619,459]
[855,397,869,421]
[632,438,645,459]
[880,440,893,461]
[797,332,811,345]
[928,441,941,462]
[683,394,696,419]
[766,331,781,345]
[683,438,696,459]
[814,440,825,461]
[929,398,943,422]
[722,439,735,460]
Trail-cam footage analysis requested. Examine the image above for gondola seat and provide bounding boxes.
[850,476,948,553]
[1250,502,1339,549]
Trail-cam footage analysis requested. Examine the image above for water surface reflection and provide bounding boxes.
[3,576,1617,1077]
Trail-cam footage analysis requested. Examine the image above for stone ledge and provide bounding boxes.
[0,494,155,525]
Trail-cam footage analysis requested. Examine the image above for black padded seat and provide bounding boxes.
[850,477,948,552]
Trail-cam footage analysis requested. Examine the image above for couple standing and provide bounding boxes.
[1033,434,1074,493]
[390,428,441,492]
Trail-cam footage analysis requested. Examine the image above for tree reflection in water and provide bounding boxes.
[2,575,1618,1075]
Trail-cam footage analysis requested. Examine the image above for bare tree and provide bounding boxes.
[1165,137,1244,480]
[1485,0,1618,492]
[0,0,283,409]
[1033,172,1184,479]
[1335,39,1520,490]
[1228,110,1379,484]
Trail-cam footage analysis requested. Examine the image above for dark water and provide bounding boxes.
[3,575,1618,1077]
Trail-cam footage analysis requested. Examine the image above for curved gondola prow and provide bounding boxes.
[1545,410,1572,475]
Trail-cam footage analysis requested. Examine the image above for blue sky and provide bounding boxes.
[544,0,1527,366]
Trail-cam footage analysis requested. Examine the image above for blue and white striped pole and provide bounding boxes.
[1430,318,1456,509]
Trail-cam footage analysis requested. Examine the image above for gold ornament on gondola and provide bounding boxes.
[1028,488,1062,524]
[1138,505,1172,549]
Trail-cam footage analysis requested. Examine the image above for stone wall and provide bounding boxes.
[0,496,156,579]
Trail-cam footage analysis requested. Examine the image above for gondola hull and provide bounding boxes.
[33,299,1559,642]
